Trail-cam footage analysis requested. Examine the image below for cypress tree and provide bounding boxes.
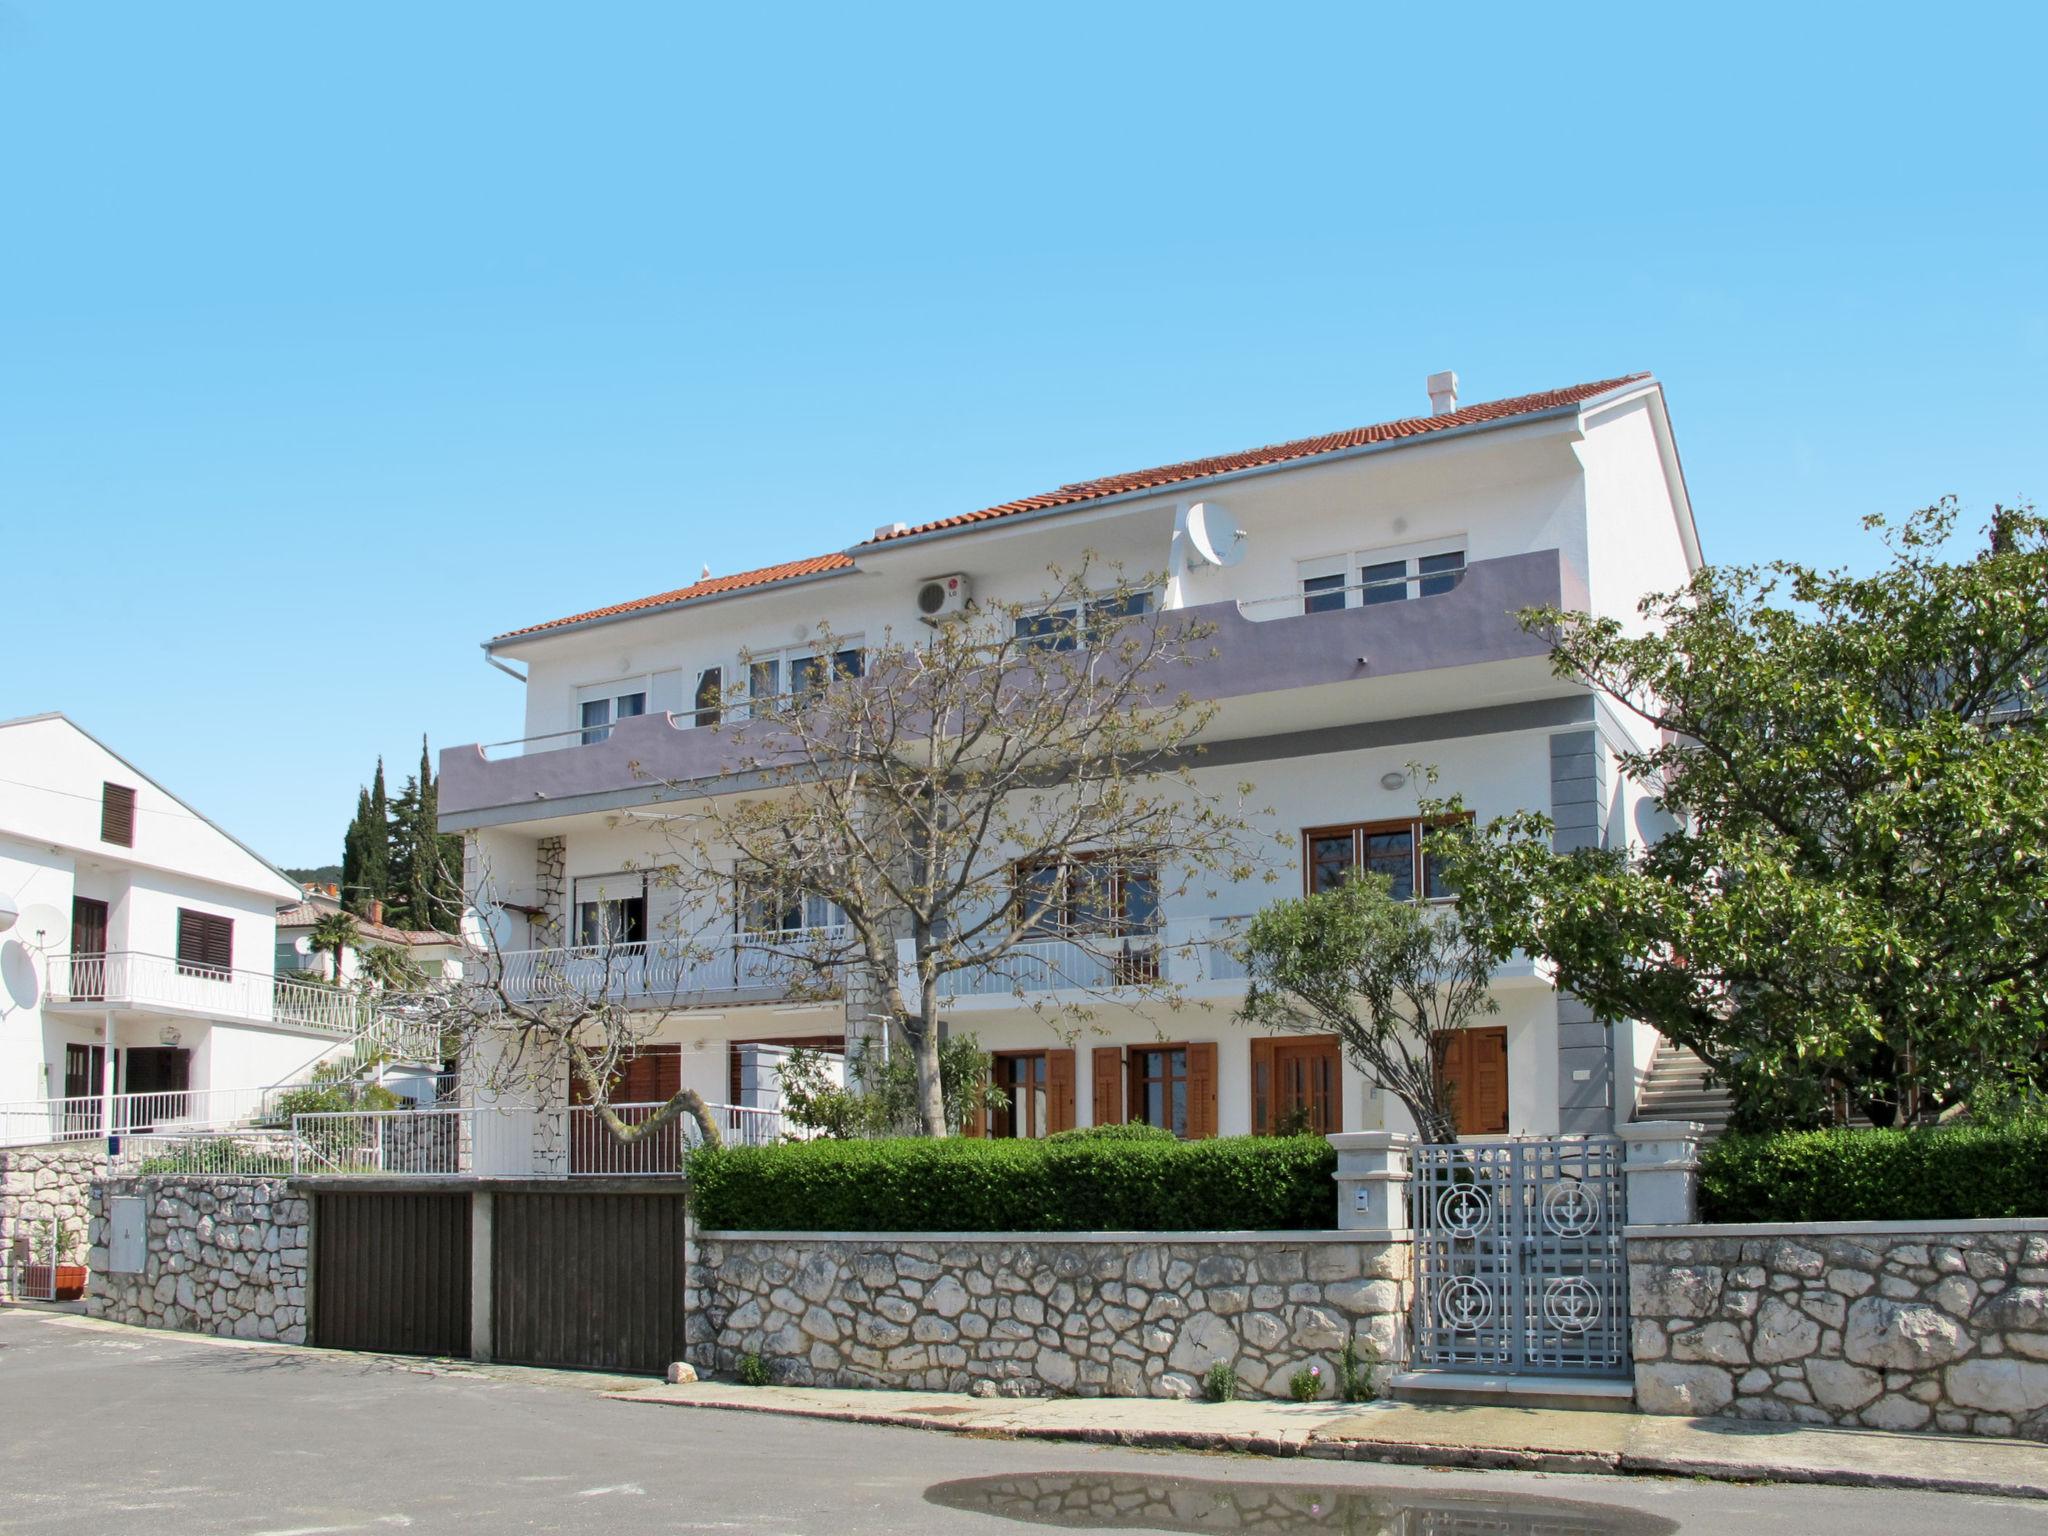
[342,758,392,919]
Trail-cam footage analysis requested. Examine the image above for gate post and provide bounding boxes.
[1328,1131,1413,1236]
[1617,1120,1704,1226]
[470,1190,494,1362]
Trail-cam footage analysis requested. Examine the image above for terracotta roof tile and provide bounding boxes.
[491,375,1647,643]
[858,375,1650,546]
[494,552,856,641]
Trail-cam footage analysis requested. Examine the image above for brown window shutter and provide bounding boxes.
[101,783,136,847]
[1091,1047,1124,1126]
[1249,1037,1276,1135]
[178,909,233,977]
[1045,1049,1077,1134]
[1186,1041,1219,1140]
[1472,1026,1509,1134]
[1435,1030,1469,1136]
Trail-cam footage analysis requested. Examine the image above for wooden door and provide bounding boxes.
[1437,1026,1510,1135]
[492,1190,687,1373]
[1252,1035,1343,1135]
[69,897,109,999]
[571,1045,684,1174]
[312,1191,472,1358]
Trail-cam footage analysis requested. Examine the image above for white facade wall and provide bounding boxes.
[0,716,319,1113]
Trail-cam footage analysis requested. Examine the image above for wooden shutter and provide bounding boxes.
[176,910,232,977]
[1186,1041,1219,1140]
[1250,1037,1276,1135]
[1091,1047,1124,1126]
[100,783,136,847]
[1469,1026,1509,1134]
[1045,1050,1076,1134]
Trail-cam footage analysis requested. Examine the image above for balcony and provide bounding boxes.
[935,916,1248,1005]
[489,928,846,1009]
[44,952,371,1034]
[439,548,1579,828]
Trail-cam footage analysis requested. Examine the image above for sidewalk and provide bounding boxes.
[613,1380,2048,1501]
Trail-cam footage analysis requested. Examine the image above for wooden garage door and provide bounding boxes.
[492,1191,687,1374]
[312,1190,471,1357]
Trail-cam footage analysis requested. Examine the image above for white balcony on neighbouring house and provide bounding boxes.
[43,952,371,1035]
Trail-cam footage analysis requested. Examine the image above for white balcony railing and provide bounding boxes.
[0,1085,288,1149]
[44,952,369,1035]
[290,1108,471,1175]
[936,916,1250,999]
[491,928,847,1007]
[564,1100,783,1175]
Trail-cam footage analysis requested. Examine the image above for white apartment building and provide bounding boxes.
[437,372,1700,1160]
[0,714,361,1142]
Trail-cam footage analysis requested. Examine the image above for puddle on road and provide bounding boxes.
[926,1472,1679,1535]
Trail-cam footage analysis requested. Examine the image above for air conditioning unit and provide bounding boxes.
[915,573,973,623]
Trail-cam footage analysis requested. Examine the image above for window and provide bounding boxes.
[577,685,648,745]
[100,783,136,847]
[990,1052,1050,1138]
[746,645,864,713]
[1129,1046,1191,1137]
[1296,545,1467,614]
[175,909,233,980]
[692,667,723,728]
[1014,854,1159,938]
[572,874,647,949]
[736,868,840,934]
[1016,591,1154,651]
[1302,818,1457,901]
[789,646,863,702]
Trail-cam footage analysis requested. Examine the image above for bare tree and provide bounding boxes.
[397,851,726,1153]
[647,562,1277,1136]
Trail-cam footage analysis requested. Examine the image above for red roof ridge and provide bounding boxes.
[490,374,1649,644]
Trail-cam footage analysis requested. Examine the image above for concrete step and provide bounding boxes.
[1388,1371,1637,1413]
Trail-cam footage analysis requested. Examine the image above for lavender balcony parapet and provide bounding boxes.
[440,549,1576,827]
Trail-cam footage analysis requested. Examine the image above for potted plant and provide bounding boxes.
[23,1218,87,1301]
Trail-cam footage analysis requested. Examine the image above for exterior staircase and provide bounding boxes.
[1630,1041,1734,1138]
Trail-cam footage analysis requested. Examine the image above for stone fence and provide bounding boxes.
[0,1142,103,1290]
[1629,1219,2048,1439]
[86,1175,311,1343]
[686,1230,1408,1399]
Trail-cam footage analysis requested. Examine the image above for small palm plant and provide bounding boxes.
[308,911,360,986]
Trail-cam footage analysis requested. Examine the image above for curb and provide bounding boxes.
[615,1391,2048,1502]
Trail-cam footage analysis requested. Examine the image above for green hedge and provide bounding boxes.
[1698,1120,2048,1224]
[688,1135,1337,1232]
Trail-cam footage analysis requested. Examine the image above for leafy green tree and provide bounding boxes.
[340,760,392,918]
[777,1035,1005,1138]
[387,737,463,932]
[1237,873,1499,1143]
[307,910,360,986]
[360,943,428,991]
[1432,500,2048,1129]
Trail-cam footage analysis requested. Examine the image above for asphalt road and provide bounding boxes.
[0,1307,2035,1534]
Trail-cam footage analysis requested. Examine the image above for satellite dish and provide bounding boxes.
[294,935,315,956]
[16,903,67,949]
[1184,502,1248,568]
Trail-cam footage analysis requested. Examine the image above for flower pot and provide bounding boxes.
[24,1264,87,1301]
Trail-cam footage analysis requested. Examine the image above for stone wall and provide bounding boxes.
[0,1142,103,1288]
[1630,1221,2048,1440]
[87,1175,311,1343]
[688,1231,1409,1399]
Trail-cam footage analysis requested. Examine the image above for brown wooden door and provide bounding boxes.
[69,898,109,999]
[1253,1035,1343,1135]
[312,1191,472,1358]
[1437,1026,1510,1135]
[492,1190,687,1374]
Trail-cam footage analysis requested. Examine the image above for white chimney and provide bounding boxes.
[874,521,909,540]
[1427,370,1460,416]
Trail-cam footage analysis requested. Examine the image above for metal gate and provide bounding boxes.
[492,1190,687,1374]
[312,1190,472,1358]
[1410,1137,1628,1377]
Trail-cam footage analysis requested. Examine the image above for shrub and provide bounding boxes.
[736,1351,770,1387]
[1045,1122,1177,1144]
[1336,1336,1378,1403]
[1698,1119,2048,1224]
[1288,1365,1322,1402]
[1202,1361,1238,1402]
[688,1135,1337,1232]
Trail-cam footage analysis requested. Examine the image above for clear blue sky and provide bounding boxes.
[3,3,2043,869]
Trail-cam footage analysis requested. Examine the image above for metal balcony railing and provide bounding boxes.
[936,916,1251,999]
[44,951,369,1035]
[489,928,847,1006]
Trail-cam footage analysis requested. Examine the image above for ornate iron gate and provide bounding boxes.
[1410,1137,1629,1377]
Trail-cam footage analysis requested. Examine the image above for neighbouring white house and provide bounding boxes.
[0,714,385,1145]
[274,885,466,986]
[435,372,1705,1165]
